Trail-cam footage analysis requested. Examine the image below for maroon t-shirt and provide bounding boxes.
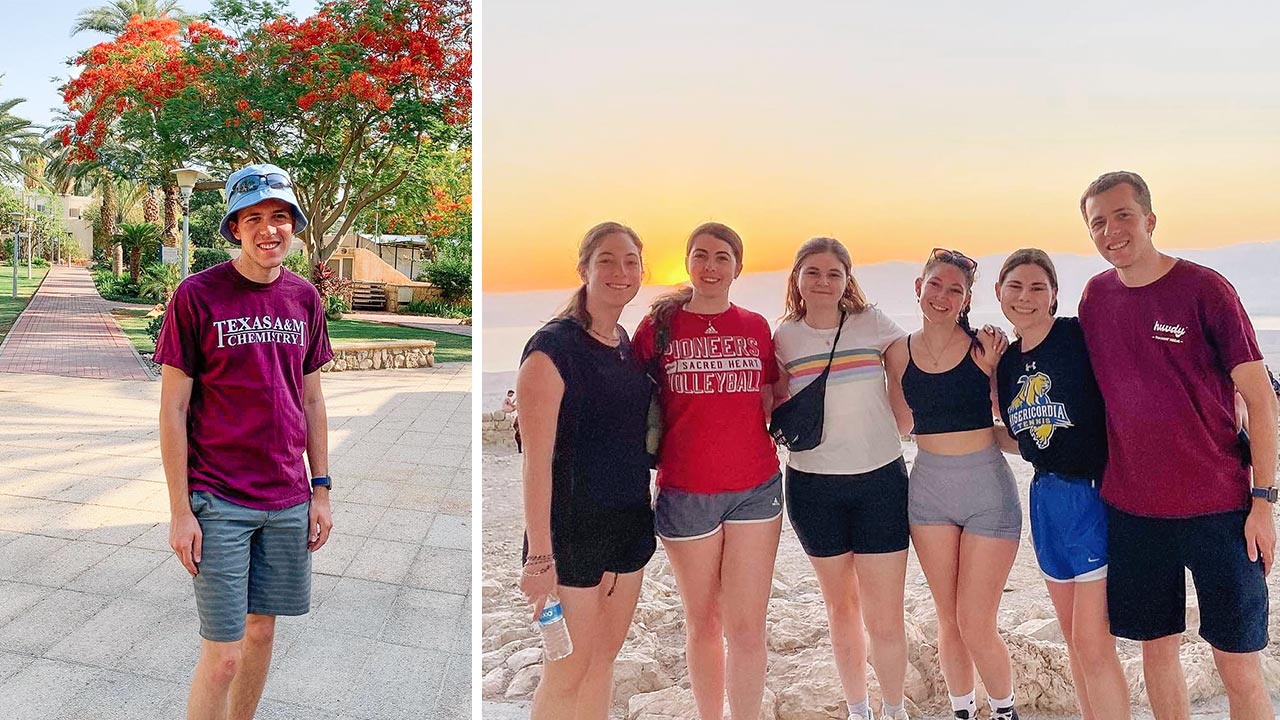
[1079,259,1261,518]
[154,262,333,510]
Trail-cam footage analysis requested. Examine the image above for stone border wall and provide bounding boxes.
[321,340,436,372]
[482,411,517,448]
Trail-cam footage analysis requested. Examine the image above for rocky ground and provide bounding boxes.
[481,444,1280,720]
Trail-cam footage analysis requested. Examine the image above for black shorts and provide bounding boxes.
[785,458,910,557]
[1106,506,1269,653]
[524,504,656,588]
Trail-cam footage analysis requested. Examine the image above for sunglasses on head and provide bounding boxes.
[931,247,977,272]
[230,173,293,197]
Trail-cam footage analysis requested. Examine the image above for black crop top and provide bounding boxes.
[901,335,995,435]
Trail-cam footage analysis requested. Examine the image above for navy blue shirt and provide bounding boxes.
[522,318,653,510]
[996,317,1107,479]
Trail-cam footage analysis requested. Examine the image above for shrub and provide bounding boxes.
[399,299,470,319]
[146,312,165,344]
[139,262,181,303]
[311,261,353,305]
[92,268,144,302]
[283,252,311,276]
[192,247,232,273]
[325,294,350,318]
[416,248,471,303]
[32,257,49,268]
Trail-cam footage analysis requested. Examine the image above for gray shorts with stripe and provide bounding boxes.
[190,491,312,642]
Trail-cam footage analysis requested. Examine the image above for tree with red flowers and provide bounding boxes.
[60,0,471,264]
[59,15,233,247]
[181,0,472,262]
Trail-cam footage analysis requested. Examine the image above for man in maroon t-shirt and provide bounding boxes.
[1078,171,1277,720]
[155,163,334,720]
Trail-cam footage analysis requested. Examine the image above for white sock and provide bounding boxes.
[988,692,1014,711]
[883,700,904,717]
[848,697,870,719]
[950,690,977,714]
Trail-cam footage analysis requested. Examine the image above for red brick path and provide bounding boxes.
[0,266,152,381]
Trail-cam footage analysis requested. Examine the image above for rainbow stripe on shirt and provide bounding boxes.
[786,348,885,390]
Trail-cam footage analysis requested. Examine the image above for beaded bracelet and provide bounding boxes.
[524,553,555,566]
[521,559,556,577]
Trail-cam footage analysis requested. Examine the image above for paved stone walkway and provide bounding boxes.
[0,265,152,381]
[0,363,472,719]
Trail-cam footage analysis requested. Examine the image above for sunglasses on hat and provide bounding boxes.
[931,247,977,272]
[230,173,293,197]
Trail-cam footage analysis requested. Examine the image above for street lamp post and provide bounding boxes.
[171,165,210,279]
[26,216,33,280]
[8,211,21,299]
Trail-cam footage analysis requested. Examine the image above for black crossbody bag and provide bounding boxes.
[769,311,845,451]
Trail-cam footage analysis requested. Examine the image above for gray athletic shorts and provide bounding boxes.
[190,491,312,642]
[908,445,1022,540]
[655,473,783,541]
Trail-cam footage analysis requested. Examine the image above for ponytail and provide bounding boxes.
[957,305,982,353]
[555,284,591,328]
[649,286,694,329]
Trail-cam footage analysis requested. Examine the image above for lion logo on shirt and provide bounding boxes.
[1007,372,1073,450]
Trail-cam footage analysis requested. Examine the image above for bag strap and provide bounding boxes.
[648,315,671,382]
[815,310,846,378]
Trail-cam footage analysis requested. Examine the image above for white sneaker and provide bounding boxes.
[887,709,910,720]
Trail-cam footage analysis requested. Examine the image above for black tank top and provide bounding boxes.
[521,318,653,510]
[901,334,995,435]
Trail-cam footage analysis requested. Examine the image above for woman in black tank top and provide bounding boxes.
[516,222,656,720]
[884,249,1024,720]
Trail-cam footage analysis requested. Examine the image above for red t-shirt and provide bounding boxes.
[633,304,780,493]
[1079,260,1262,518]
[154,262,334,510]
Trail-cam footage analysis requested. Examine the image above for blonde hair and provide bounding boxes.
[781,237,869,322]
[555,221,644,327]
[648,221,744,327]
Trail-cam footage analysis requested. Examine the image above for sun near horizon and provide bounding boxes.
[482,2,1280,294]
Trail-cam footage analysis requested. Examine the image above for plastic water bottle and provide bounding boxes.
[537,594,573,660]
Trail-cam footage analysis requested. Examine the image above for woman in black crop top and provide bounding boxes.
[884,249,1024,720]
[516,222,656,720]
[992,249,1130,720]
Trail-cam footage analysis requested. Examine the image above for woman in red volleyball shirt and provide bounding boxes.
[633,222,781,720]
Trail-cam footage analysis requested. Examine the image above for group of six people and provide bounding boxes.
[515,171,1278,720]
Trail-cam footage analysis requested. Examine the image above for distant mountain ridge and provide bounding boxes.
[484,240,1280,329]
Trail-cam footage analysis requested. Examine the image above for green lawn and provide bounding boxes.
[328,318,472,363]
[111,307,156,353]
[0,265,50,343]
[110,309,472,364]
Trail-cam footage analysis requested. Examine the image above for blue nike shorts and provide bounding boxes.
[1029,470,1107,583]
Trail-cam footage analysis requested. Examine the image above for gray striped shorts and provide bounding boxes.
[190,491,312,642]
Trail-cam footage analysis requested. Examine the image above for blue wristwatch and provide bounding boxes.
[311,475,332,489]
[1251,487,1277,503]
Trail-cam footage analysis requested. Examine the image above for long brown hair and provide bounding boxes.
[782,237,869,322]
[998,248,1059,315]
[648,221,744,326]
[555,221,644,327]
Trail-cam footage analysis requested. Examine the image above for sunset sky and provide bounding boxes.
[482,2,1280,293]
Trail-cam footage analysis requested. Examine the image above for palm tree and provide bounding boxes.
[70,0,196,36]
[115,222,161,282]
[0,86,40,183]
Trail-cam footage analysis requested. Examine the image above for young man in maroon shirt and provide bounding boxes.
[1078,171,1277,720]
[156,163,335,719]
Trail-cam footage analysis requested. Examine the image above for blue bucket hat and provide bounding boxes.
[219,163,308,245]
